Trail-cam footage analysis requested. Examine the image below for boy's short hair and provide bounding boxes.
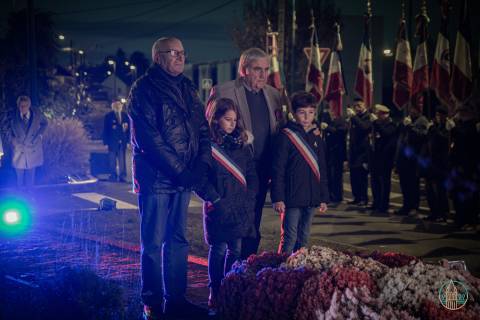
[291,91,316,112]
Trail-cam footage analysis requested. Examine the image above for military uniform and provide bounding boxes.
[323,116,347,203]
[348,111,372,205]
[395,115,429,215]
[424,120,450,221]
[369,116,398,214]
[449,118,480,227]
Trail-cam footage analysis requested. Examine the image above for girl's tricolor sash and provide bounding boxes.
[282,128,320,182]
[211,144,247,187]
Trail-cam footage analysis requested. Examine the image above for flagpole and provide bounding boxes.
[401,0,410,117]
[289,0,296,95]
[310,10,322,115]
[334,22,348,97]
[421,0,431,118]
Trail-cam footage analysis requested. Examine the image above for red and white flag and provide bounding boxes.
[431,0,453,111]
[325,23,345,117]
[451,0,472,105]
[392,17,413,110]
[305,25,328,102]
[412,11,430,112]
[267,30,283,90]
[354,13,373,108]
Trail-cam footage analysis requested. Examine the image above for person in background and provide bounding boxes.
[271,91,329,254]
[103,100,130,182]
[9,95,48,188]
[206,47,283,259]
[196,98,257,316]
[368,104,398,215]
[320,105,347,206]
[346,98,372,207]
[394,106,429,216]
[448,104,480,230]
[424,105,451,222]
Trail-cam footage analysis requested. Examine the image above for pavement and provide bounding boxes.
[2,172,478,274]
[1,174,479,319]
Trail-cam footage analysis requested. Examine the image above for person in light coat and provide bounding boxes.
[9,95,48,188]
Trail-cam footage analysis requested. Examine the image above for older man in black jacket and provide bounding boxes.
[127,37,210,319]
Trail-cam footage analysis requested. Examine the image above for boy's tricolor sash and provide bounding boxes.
[282,128,321,182]
[211,144,247,187]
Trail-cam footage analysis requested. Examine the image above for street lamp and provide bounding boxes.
[77,49,85,65]
[383,48,393,57]
[130,64,137,80]
[124,61,130,66]
[108,59,117,99]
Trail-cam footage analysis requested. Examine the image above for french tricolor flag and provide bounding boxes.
[412,10,430,112]
[393,16,413,110]
[431,0,453,113]
[450,0,472,106]
[354,12,373,108]
[325,23,345,118]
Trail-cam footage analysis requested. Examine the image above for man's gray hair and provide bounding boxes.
[237,47,269,77]
[16,95,31,106]
[151,37,177,61]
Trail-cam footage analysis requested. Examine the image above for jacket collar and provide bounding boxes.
[146,64,192,114]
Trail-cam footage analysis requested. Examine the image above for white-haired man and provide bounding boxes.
[10,95,48,188]
[206,47,284,259]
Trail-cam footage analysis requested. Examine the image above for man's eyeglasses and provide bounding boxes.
[158,49,187,58]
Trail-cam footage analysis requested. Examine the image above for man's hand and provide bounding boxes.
[320,122,329,130]
[346,108,355,118]
[403,116,412,126]
[446,118,456,131]
[318,203,328,214]
[273,201,286,214]
[369,113,378,122]
[426,120,434,130]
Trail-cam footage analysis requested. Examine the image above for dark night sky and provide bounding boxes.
[1,0,478,66]
[0,1,400,63]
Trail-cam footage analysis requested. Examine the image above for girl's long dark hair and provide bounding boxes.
[209,98,247,145]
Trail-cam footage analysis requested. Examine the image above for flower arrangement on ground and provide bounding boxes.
[217,246,480,320]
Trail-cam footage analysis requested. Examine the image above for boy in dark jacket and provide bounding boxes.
[271,91,329,254]
[196,98,258,315]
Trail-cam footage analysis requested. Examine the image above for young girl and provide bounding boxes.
[196,98,258,314]
[271,91,329,254]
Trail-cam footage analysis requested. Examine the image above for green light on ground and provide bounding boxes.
[0,198,33,237]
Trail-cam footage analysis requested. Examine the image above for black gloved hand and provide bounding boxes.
[176,169,194,188]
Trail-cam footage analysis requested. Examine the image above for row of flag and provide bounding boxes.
[394,0,472,114]
[266,0,473,117]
